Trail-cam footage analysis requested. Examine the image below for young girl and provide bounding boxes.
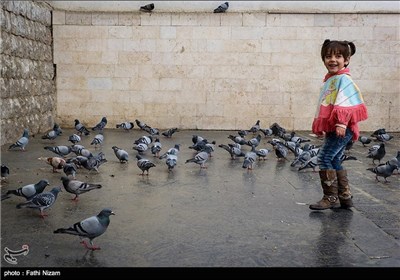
[310,39,368,210]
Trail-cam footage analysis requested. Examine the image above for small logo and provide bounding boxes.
[3,245,29,265]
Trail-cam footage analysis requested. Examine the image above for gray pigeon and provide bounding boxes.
[54,208,115,251]
[358,135,372,147]
[242,147,257,170]
[81,153,107,173]
[298,155,318,172]
[162,128,178,138]
[74,119,90,136]
[375,133,394,142]
[112,146,129,163]
[9,128,29,151]
[159,144,180,159]
[41,123,62,141]
[44,145,72,157]
[61,176,102,201]
[367,143,386,164]
[63,162,78,179]
[16,186,62,217]
[367,159,398,182]
[150,138,162,157]
[185,151,209,169]
[214,2,229,13]
[92,117,107,131]
[68,134,81,144]
[218,143,245,160]
[140,3,154,12]
[2,179,49,201]
[90,132,104,148]
[249,120,260,134]
[136,155,156,175]
[165,154,178,172]
[116,122,134,131]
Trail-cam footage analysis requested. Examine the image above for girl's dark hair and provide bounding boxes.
[321,39,356,67]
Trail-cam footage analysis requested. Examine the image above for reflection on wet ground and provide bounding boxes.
[1,129,399,267]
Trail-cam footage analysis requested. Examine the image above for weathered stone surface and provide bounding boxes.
[1,1,55,146]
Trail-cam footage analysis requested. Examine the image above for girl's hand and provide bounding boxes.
[335,126,346,137]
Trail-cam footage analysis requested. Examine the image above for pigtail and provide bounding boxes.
[348,42,356,56]
[343,40,356,56]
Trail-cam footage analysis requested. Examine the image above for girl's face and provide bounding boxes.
[323,52,350,74]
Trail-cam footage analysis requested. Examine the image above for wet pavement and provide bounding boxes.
[1,128,399,268]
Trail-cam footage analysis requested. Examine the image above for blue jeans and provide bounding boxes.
[317,129,353,171]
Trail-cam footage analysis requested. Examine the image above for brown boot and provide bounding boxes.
[309,169,340,210]
[337,169,354,209]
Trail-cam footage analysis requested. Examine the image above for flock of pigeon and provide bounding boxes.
[1,117,399,251]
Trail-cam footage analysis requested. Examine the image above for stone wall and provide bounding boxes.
[1,1,55,146]
[52,10,399,132]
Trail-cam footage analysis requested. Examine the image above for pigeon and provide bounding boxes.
[134,135,153,146]
[270,122,286,137]
[135,119,148,130]
[260,128,273,137]
[340,154,358,163]
[81,153,107,173]
[162,128,179,138]
[367,143,386,164]
[132,143,148,154]
[74,119,90,136]
[38,156,66,173]
[136,155,156,175]
[218,143,245,160]
[68,134,81,144]
[16,186,62,218]
[238,130,249,138]
[61,176,102,201]
[274,142,289,161]
[90,132,104,149]
[298,155,318,172]
[150,138,162,157]
[1,164,10,179]
[116,122,134,131]
[228,134,247,145]
[112,146,129,163]
[71,145,93,158]
[367,159,398,183]
[159,144,180,159]
[144,126,160,136]
[140,3,154,13]
[41,123,62,141]
[9,128,29,151]
[63,162,78,179]
[54,208,115,251]
[246,134,262,148]
[375,133,394,142]
[214,2,229,13]
[358,135,372,147]
[242,147,257,170]
[165,154,178,172]
[249,120,260,134]
[2,179,49,201]
[192,135,205,145]
[255,148,271,160]
[185,151,209,169]
[371,128,386,137]
[44,145,72,157]
[92,116,107,131]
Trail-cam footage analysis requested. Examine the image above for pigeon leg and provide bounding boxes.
[88,240,101,251]
[72,195,79,201]
[39,210,48,218]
